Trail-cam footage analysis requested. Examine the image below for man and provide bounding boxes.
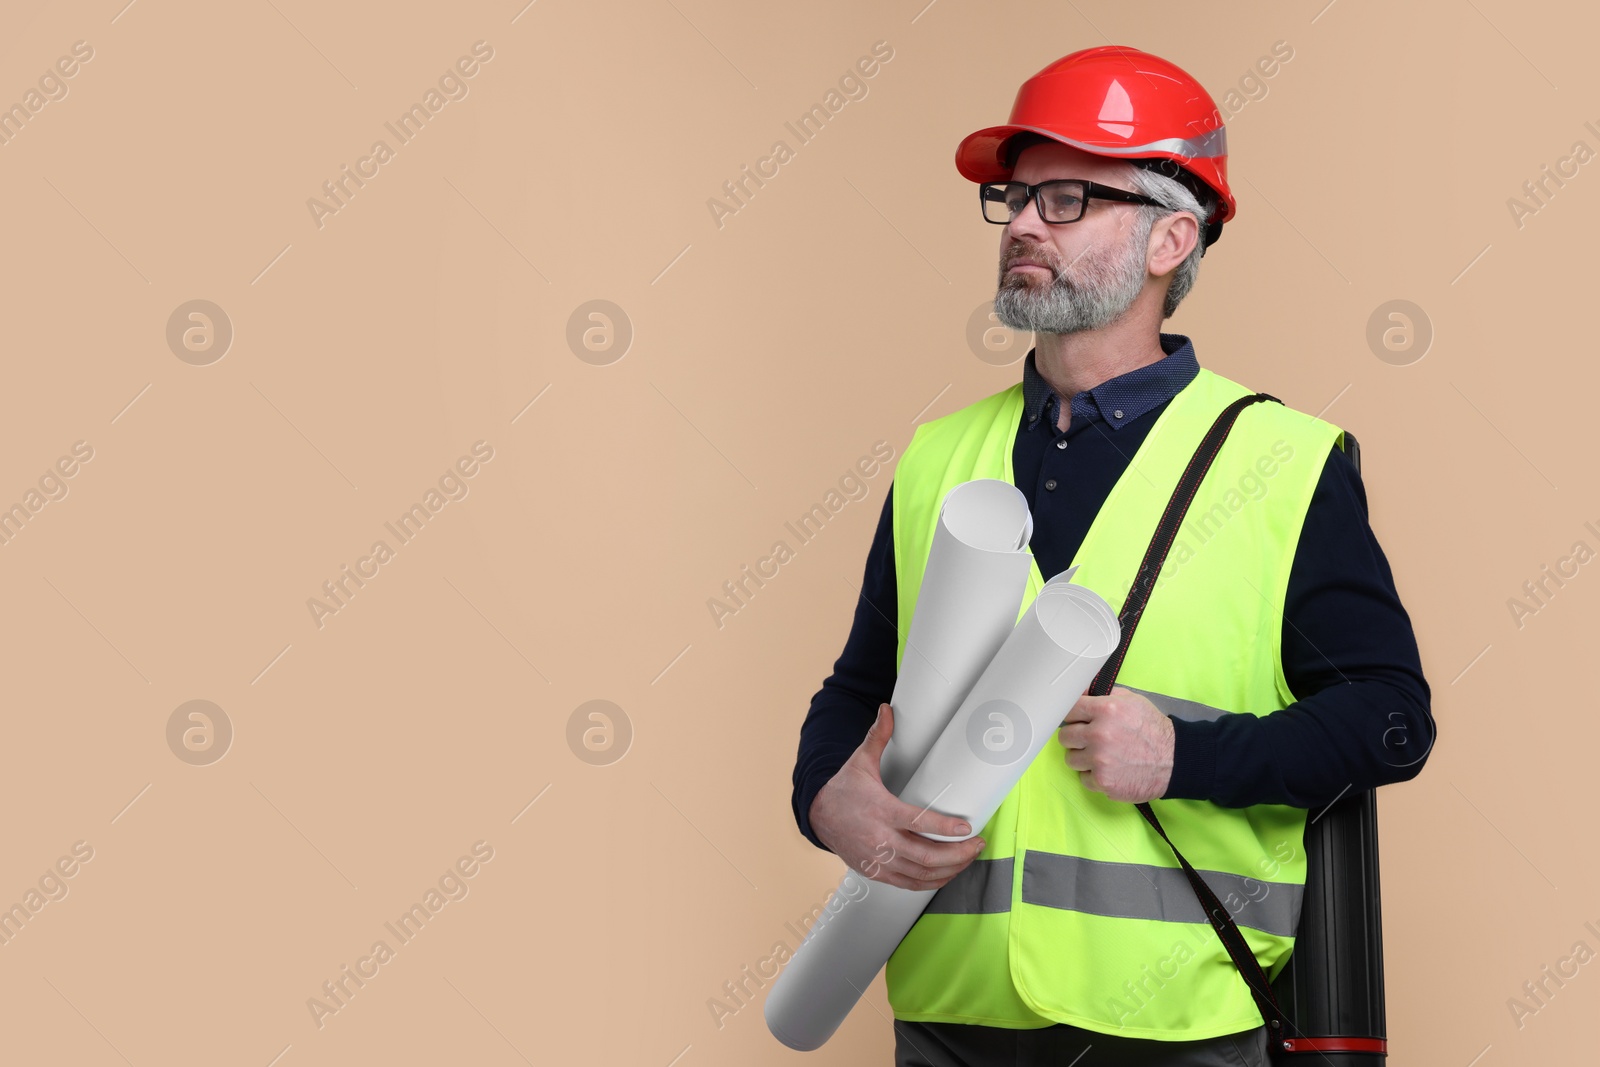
[789,46,1433,1066]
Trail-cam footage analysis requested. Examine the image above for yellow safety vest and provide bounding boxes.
[884,366,1345,1040]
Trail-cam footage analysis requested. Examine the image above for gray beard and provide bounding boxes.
[992,232,1147,335]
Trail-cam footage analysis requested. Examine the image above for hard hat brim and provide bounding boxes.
[955,124,1236,227]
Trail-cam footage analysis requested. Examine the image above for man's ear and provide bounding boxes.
[1148,211,1199,277]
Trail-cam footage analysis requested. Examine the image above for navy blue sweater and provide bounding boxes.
[791,334,1434,852]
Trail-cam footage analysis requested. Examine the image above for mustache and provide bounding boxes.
[1004,240,1100,276]
[1002,243,1057,273]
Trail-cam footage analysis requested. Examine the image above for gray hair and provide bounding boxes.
[1122,163,1217,319]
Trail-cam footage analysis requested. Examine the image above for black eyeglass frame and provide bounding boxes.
[979,179,1168,225]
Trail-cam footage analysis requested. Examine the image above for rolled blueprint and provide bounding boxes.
[765,579,1120,1052]
[877,478,1036,797]
[896,580,1118,841]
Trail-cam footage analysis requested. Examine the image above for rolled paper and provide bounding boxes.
[764,873,941,1054]
[896,581,1119,842]
[878,478,1035,797]
[765,579,1120,1051]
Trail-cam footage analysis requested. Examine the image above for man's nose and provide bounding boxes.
[1003,193,1050,246]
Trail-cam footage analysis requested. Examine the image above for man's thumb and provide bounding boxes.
[861,703,894,763]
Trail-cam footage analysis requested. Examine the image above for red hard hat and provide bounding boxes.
[955,46,1235,246]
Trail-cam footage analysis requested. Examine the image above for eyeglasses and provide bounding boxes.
[979,179,1167,225]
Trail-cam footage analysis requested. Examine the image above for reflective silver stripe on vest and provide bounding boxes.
[1010,124,1227,161]
[1116,684,1231,722]
[924,857,1014,915]
[923,852,1302,938]
[1021,852,1302,938]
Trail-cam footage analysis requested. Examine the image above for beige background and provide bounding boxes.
[0,0,1591,1062]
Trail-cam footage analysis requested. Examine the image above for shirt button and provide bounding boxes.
[1113,409,1124,419]
[1055,439,1068,449]
[1044,478,1058,491]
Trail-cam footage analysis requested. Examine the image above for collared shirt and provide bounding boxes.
[1021,334,1200,434]
[790,332,1434,852]
[1012,334,1200,588]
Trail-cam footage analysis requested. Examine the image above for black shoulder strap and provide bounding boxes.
[1084,390,1291,1048]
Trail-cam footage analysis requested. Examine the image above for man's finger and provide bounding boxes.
[899,801,972,839]
[1062,698,1099,725]
[1058,723,1088,749]
[1064,748,1093,773]
[890,839,986,882]
[858,703,894,762]
[850,706,899,790]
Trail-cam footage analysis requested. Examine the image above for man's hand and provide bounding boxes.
[809,703,987,892]
[1058,686,1174,802]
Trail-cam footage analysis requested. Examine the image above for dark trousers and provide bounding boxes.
[893,1019,1269,1067]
